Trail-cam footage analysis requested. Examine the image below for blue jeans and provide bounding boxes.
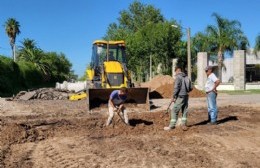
[206,92,218,123]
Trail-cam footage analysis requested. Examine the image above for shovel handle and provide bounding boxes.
[165,101,173,114]
[161,101,173,118]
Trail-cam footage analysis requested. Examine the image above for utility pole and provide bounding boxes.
[187,27,191,79]
[150,55,152,81]
[171,25,192,79]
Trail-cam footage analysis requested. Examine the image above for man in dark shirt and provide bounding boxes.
[164,67,190,131]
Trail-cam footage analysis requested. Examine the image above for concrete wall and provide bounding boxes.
[246,50,260,64]
[196,50,260,91]
[246,83,260,90]
[207,49,260,83]
[195,83,260,91]
[196,52,208,90]
[172,59,177,79]
[233,50,246,90]
[208,58,234,83]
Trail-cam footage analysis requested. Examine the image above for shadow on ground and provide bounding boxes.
[129,119,153,127]
[192,116,238,126]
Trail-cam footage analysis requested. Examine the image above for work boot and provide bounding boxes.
[207,121,217,125]
[181,125,188,131]
[164,126,174,131]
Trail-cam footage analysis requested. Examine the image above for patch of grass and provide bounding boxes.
[219,90,260,95]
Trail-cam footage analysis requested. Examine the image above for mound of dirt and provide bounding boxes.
[141,75,205,98]
[10,88,71,101]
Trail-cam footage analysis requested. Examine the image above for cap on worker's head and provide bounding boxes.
[205,66,213,71]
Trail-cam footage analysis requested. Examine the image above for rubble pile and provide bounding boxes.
[12,88,71,101]
[141,75,205,98]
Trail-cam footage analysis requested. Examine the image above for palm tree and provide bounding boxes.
[20,38,37,50]
[18,38,50,76]
[193,32,210,53]
[206,13,249,81]
[4,18,21,62]
[254,34,260,56]
[19,47,50,76]
[18,38,37,61]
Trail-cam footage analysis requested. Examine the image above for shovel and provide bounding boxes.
[161,101,173,118]
[115,108,129,126]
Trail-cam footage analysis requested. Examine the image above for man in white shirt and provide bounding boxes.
[205,66,220,125]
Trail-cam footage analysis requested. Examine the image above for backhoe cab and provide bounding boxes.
[86,40,149,111]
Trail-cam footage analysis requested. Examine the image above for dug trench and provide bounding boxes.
[0,103,259,168]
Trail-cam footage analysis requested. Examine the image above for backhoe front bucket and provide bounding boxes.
[86,88,150,112]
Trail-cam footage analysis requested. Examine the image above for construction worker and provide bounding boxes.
[106,87,129,126]
[205,66,220,125]
[164,67,191,131]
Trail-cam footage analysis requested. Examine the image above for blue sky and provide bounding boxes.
[0,0,259,77]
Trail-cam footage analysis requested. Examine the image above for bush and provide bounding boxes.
[0,56,23,96]
[0,56,55,97]
[17,61,43,88]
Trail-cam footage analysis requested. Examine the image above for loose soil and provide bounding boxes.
[0,94,260,168]
[141,75,205,98]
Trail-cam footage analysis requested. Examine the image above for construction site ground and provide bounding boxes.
[0,94,260,168]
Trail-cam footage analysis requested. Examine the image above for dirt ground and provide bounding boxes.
[0,94,260,168]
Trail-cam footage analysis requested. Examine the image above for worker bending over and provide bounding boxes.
[106,87,129,126]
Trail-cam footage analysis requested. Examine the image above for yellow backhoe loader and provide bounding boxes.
[86,40,149,111]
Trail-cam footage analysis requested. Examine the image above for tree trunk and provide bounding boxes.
[10,42,14,61]
[217,50,223,82]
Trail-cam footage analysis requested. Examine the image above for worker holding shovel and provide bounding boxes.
[164,67,193,131]
[106,87,129,126]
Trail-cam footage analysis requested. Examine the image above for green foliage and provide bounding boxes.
[17,61,43,88]
[41,52,72,82]
[4,18,21,60]
[127,22,182,77]
[1,19,76,96]
[254,34,260,56]
[17,39,74,83]
[219,89,260,95]
[206,13,249,53]
[78,64,91,81]
[78,74,87,81]
[192,32,211,53]
[104,1,185,82]
[104,1,164,40]
[0,43,75,96]
[0,56,23,96]
[193,13,249,81]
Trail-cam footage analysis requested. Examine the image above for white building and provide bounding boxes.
[208,49,260,83]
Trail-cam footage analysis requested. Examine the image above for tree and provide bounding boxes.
[19,48,50,76]
[254,34,260,56]
[17,39,50,76]
[206,13,249,81]
[193,32,210,53]
[104,1,184,81]
[4,18,21,62]
[18,38,38,61]
[104,1,164,40]
[19,38,37,50]
[42,52,72,82]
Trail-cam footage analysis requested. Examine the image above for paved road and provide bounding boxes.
[151,93,260,112]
